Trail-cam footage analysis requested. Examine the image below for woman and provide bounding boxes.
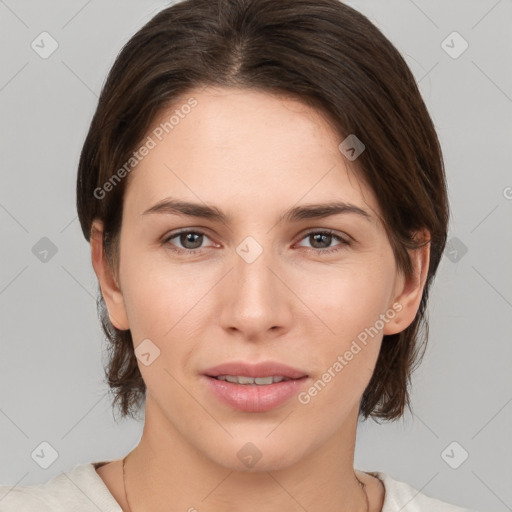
[0,0,478,510]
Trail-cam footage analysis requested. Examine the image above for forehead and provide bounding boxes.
[123,85,380,222]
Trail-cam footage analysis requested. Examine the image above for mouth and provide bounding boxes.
[203,360,308,380]
[201,361,309,412]
[211,375,293,385]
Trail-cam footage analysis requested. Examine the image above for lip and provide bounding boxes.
[201,361,309,412]
[202,361,308,380]
[202,375,309,412]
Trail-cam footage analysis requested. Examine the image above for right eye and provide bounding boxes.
[163,229,216,255]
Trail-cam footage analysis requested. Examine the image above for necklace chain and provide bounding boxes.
[122,454,369,512]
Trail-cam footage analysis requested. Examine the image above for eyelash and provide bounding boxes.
[162,229,351,256]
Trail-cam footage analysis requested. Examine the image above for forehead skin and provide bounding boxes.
[122,85,383,240]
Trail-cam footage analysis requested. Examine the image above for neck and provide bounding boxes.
[123,398,369,512]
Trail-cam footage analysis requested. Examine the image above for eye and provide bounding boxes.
[295,230,351,255]
[162,228,351,256]
[163,229,214,255]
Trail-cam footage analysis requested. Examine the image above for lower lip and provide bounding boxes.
[203,376,309,412]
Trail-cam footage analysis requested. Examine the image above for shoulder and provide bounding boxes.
[0,461,122,512]
[370,471,480,512]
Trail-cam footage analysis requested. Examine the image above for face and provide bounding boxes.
[93,86,426,472]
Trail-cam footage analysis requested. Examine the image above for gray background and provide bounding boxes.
[0,1,511,511]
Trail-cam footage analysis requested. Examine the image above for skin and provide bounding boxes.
[91,86,430,512]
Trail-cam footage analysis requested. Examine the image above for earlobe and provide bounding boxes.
[383,230,431,336]
[90,219,130,331]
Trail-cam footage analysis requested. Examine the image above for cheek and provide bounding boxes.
[300,257,396,339]
[118,243,222,377]
[294,258,395,398]
[121,264,201,340]
[119,263,204,397]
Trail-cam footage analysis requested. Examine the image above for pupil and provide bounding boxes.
[311,233,331,249]
[182,232,202,249]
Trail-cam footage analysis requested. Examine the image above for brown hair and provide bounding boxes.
[76,0,448,423]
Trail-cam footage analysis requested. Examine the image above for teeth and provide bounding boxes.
[216,375,289,385]
[254,377,274,385]
[238,375,255,385]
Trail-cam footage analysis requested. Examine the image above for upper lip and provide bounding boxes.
[203,361,308,379]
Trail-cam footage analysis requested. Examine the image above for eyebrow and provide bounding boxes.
[141,197,372,223]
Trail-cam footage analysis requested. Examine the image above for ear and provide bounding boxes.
[383,229,431,336]
[90,219,130,331]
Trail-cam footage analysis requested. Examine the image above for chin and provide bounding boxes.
[201,435,310,473]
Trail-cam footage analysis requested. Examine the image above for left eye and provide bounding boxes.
[295,230,350,254]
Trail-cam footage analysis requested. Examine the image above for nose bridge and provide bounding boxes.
[220,234,289,335]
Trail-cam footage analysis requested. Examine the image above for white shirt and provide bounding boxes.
[0,461,477,511]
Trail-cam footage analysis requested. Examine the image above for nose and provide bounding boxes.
[218,238,294,341]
